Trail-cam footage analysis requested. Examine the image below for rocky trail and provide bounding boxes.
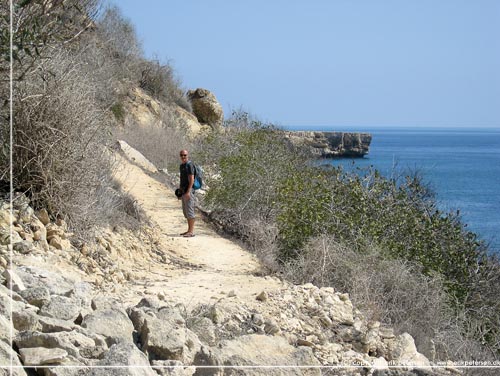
[112,147,285,308]
[0,143,457,375]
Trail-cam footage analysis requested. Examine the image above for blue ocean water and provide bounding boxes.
[287,126,500,253]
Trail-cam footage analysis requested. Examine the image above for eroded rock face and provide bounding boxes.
[284,131,372,158]
[187,88,223,129]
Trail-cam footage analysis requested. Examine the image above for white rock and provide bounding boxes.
[2,269,26,292]
[19,347,68,365]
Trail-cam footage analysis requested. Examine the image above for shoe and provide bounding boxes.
[180,231,189,235]
[182,233,195,238]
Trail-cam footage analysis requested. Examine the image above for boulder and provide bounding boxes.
[141,316,201,363]
[13,266,75,296]
[19,346,68,366]
[19,286,50,308]
[39,295,81,322]
[187,88,223,129]
[91,343,157,376]
[0,340,27,376]
[15,330,95,359]
[326,294,354,325]
[35,208,50,225]
[386,333,431,368]
[0,315,13,344]
[116,140,158,174]
[91,296,124,312]
[13,241,35,254]
[173,105,212,137]
[37,316,76,333]
[12,310,41,332]
[152,360,195,376]
[2,269,26,292]
[195,335,321,376]
[81,309,134,346]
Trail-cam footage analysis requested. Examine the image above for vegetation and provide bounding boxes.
[1,0,189,235]
[2,0,499,368]
[200,112,500,362]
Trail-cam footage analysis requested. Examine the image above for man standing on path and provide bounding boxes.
[179,149,196,237]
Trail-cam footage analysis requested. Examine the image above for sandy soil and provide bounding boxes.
[111,150,285,308]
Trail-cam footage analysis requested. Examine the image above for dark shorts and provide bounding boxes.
[181,191,196,219]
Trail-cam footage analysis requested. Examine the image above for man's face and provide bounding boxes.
[180,151,188,163]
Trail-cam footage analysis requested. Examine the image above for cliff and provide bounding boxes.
[284,131,372,158]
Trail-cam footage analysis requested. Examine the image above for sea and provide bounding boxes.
[285,126,500,253]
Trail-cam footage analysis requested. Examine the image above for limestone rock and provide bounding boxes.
[15,330,95,359]
[39,295,81,321]
[173,105,211,137]
[141,316,201,363]
[91,296,124,312]
[152,360,196,376]
[19,346,68,366]
[19,286,50,308]
[386,333,431,368]
[256,291,268,302]
[81,309,134,346]
[37,316,76,333]
[327,294,354,325]
[49,235,71,250]
[284,131,372,158]
[14,266,75,295]
[91,343,157,376]
[117,140,158,174]
[36,209,50,225]
[0,340,27,376]
[187,88,223,129]
[0,226,22,245]
[0,315,14,344]
[124,87,162,128]
[201,335,321,375]
[2,269,26,292]
[12,310,41,332]
[13,241,35,254]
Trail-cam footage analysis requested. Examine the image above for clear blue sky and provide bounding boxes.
[113,0,500,129]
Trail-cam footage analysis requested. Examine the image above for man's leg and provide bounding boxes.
[185,192,196,236]
[187,218,195,234]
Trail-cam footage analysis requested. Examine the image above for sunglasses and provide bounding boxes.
[180,154,187,157]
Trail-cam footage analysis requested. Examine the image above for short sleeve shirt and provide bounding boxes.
[180,161,195,191]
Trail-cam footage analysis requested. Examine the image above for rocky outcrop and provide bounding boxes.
[284,131,372,158]
[187,88,224,130]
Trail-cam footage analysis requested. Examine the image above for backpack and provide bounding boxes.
[188,161,203,190]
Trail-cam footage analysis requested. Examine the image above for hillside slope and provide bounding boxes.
[0,143,456,375]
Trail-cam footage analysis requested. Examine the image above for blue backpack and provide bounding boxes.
[188,161,203,190]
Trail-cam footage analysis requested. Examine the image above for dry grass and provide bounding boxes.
[282,235,498,364]
[114,110,197,173]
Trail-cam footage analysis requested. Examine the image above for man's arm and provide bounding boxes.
[187,174,194,192]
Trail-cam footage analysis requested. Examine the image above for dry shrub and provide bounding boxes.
[283,236,499,365]
[114,113,197,172]
[282,235,457,359]
[138,58,191,111]
[11,46,140,235]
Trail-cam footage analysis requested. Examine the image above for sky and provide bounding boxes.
[113,0,500,129]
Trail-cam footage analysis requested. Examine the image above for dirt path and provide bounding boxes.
[113,149,285,308]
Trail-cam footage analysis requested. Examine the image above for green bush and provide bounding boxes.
[201,115,500,357]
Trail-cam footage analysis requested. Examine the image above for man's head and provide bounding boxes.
[179,149,189,163]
